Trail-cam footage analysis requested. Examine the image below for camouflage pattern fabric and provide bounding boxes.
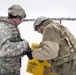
[0,18,29,74]
[1,70,20,75]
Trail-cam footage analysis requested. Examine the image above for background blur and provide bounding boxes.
[0,0,76,75]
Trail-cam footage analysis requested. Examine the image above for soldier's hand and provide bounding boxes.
[26,49,33,60]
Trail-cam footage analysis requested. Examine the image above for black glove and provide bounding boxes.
[26,49,33,60]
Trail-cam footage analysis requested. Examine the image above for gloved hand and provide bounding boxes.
[26,49,33,60]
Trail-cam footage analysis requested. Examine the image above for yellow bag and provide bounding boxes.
[26,43,55,75]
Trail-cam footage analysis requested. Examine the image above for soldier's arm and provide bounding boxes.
[0,26,29,58]
[31,25,60,60]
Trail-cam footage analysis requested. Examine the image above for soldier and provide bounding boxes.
[26,16,76,75]
[0,5,29,75]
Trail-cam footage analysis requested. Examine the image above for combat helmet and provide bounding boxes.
[8,5,26,18]
[33,16,47,30]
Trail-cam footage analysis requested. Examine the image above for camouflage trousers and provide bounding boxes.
[53,59,76,75]
[0,71,20,75]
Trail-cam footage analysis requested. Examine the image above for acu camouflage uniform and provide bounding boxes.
[32,20,76,75]
[0,18,29,75]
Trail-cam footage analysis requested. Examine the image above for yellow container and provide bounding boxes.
[26,43,55,75]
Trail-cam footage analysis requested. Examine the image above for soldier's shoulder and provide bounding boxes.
[0,22,12,34]
[46,22,60,31]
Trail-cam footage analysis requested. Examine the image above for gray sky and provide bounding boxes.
[0,0,76,75]
[0,0,76,18]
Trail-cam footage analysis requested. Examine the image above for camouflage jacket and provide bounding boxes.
[0,18,29,74]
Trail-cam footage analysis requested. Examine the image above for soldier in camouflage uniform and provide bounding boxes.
[26,16,76,75]
[0,5,29,75]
